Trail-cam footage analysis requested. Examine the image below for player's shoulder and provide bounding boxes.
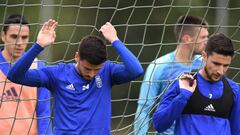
[224,78,240,103]
[44,62,75,73]
[225,78,239,90]
[104,60,115,69]
[104,60,111,65]
[148,52,174,68]
[193,55,203,62]
[154,52,174,63]
[144,52,174,79]
[59,63,75,70]
[148,52,174,69]
[35,58,45,67]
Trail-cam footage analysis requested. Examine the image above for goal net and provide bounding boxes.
[0,0,240,134]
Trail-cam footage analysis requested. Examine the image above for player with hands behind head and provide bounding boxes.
[7,20,143,135]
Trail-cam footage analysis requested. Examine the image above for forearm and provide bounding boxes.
[7,43,43,86]
[112,40,143,78]
[134,103,152,135]
[152,89,192,132]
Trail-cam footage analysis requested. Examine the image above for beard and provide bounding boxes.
[204,66,222,82]
[204,66,214,82]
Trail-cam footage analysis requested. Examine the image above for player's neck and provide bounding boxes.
[199,68,211,81]
[174,44,194,65]
[2,49,18,63]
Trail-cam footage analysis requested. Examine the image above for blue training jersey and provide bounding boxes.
[0,50,52,135]
[7,40,144,135]
[152,73,240,135]
[134,51,202,135]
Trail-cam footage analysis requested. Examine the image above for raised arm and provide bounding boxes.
[7,19,57,87]
[152,74,196,132]
[99,22,144,84]
[36,19,57,48]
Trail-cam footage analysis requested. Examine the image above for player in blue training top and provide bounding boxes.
[0,14,52,134]
[134,15,209,135]
[7,19,144,135]
[152,33,240,135]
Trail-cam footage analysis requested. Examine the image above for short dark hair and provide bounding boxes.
[174,15,208,40]
[78,35,107,65]
[205,33,234,57]
[3,14,29,33]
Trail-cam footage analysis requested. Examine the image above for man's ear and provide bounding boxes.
[202,51,207,61]
[75,52,80,63]
[1,31,6,43]
[181,34,191,43]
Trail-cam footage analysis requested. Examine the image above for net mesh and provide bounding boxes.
[0,0,240,134]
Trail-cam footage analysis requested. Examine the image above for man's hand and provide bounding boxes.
[99,22,119,43]
[179,73,197,93]
[37,19,58,48]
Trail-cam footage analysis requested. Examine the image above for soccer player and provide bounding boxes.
[134,15,209,135]
[0,15,52,134]
[7,19,144,134]
[152,33,240,135]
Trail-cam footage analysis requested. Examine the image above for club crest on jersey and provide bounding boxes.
[95,75,102,88]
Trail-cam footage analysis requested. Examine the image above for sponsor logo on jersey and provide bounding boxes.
[82,84,89,91]
[95,75,102,88]
[66,84,75,90]
[204,104,216,112]
[0,87,19,101]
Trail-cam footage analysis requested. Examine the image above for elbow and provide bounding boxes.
[134,66,144,78]
[152,112,165,133]
[7,71,20,84]
[7,75,19,84]
[139,67,144,76]
[7,72,15,82]
[127,67,144,80]
[152,113,161,132]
